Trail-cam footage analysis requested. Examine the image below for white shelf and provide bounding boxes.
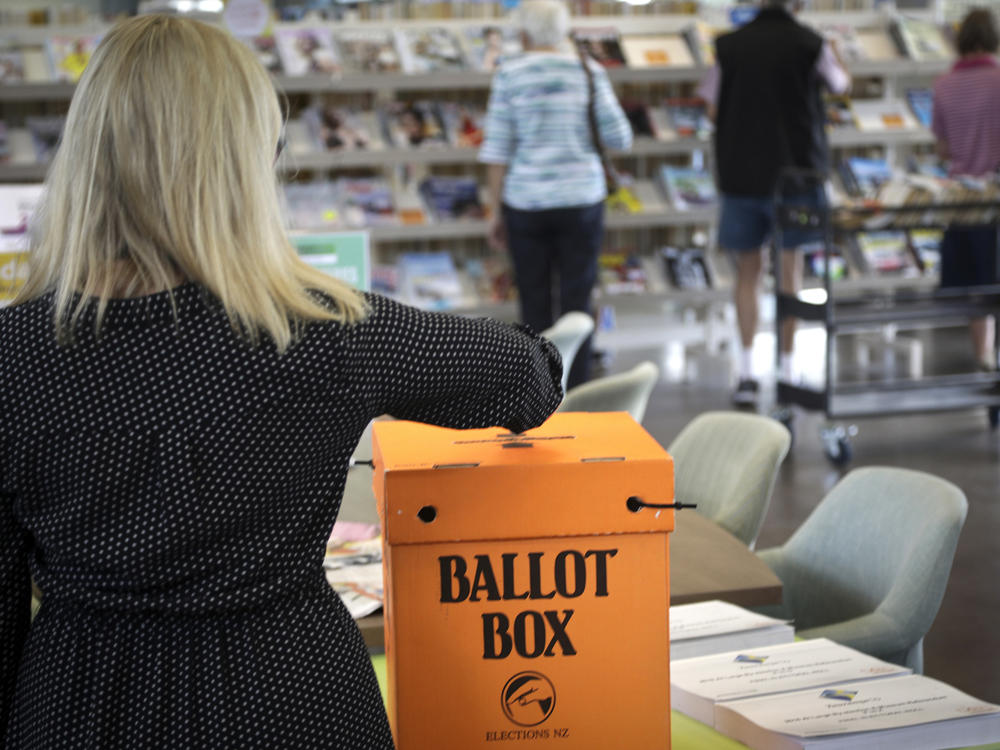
[828,128,935,148]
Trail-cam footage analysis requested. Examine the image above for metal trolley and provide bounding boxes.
[772,172,1000,465]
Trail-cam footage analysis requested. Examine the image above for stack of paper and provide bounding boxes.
[669,600,794,660]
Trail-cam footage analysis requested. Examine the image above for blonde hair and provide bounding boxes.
[17,14,366,350]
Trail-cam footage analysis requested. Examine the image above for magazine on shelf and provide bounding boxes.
[853,231,918,275]
[0,50,24,83]
[823,95,854,130]
[396,27,467,73]
[659,165,717,210]
[572,27,627,68]
[908,228,942,274]
[334,28,401,73]
[803,243,849,281]
[338,177,397,227]
[672,639,911,728]
[396,251,469,311]
[682,21,717,66]
[25,116,64,163]
[818,24,866,62]
[669,600,793,660]
[323,534,383,619]
[646,105,677,141]
[45,34,99,82]
[851,99,919,132]
[275,28,340,76]
[905,88,933,129]
[891,16,952,61]
[301,104,376,152]
[236,34,283,74]
[460,25,522,72]
[418,176,485,221]
[714,674,1000,750]
[620,33,695,68]
[599,250,648,294]
[283,181,341,230]
[661,246,713,291]
[666,98,711,138]
[465,255,515,303]
[839,157,894,199]
[380,100,448,148]
[855,27,903,61]
[438,103,485,148]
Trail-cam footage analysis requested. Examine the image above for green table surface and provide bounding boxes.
[370,655,1000,750]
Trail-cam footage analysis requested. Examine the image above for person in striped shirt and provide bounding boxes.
[479,0,632,388]
[932,7,1000,371]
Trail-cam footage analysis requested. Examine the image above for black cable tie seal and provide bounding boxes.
[626,496,697,513]
[350,458,374,468]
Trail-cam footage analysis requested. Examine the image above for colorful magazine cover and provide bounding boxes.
[909,229,942,274]
[855,231,915,274]
[46,34,99,82]
[337,177,397,226]
[824,95,854,129]
[0,50,25,83]
[659,166,717,210]
[334,29,401,74]
[461,25,522,72]
[819,24,866,62]
[661,246,712,290]
[841,156,894,198]
[893,17,952,61]
[25,116,64,162]
[572,27,627,68]
[301,104,374,151]
[274,28,340,76]
[380,101,448,148]
[439,103,485,148]
[666,98,711,138]
[906,88,933,129]
[418,176,485,221]
[621,34,694,68]
[396,27,466,73]
[237,34,282,74]
[397,251,467,311]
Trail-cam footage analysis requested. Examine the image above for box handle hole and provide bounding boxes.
[417,505,437,523]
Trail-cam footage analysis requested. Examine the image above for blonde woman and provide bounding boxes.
[0,15,561,748]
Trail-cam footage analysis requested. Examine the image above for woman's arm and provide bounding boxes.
[592,66,633,152]
[0,489,30,738]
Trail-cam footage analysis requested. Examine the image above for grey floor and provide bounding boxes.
[342,321,1000,706]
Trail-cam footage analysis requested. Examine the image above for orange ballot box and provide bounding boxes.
[373,412,675,750]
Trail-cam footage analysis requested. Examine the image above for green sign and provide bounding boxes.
[292,231,370,292]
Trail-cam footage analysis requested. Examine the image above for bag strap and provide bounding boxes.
[576,41,618,194]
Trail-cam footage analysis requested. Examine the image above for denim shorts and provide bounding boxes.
[718,186,827,252]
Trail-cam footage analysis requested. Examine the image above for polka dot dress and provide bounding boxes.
[0,285,562,749]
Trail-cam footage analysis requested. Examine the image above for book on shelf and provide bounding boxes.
[438,102,485,148]
[45,34,99,83]
[908,228,942,274]
[301,104,377,152]
[418,176,485,221]
[396,27,467,73]
[671,638,911,728]
[891,16,952,61]
[334,28,402,74]
[850,99,919,132]
[380,101,448,148]
[853,231,918,275]
[460,25,523,72]
[572,27,627,68]
[714,674,1000,750]
[665,97,712,139]
[669,600,793,660]
[682,21,717,66]
[661,246,713,291]
[620,33,695,68]
[25,116,64,163]
[599,250,648,295]
[338,177,397,227]
[0,49,25,83]
[905,87,933,129]
[396,251,469,311]
[275,28,341,76]
[659,165,717,210]
[236,34,283,74]
[371,263,401,297]
[465,255,516,303]
[283,181,341,230]
[839,157,894,199]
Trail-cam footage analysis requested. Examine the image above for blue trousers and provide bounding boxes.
[503,201,604,389]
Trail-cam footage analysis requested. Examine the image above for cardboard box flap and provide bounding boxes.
[374,412,674,544]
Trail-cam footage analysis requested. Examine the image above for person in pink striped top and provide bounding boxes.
[932,8,1000,370]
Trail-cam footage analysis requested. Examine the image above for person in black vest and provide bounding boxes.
[698,0,849,408]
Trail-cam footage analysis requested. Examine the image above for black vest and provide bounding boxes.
[714,7,827,197]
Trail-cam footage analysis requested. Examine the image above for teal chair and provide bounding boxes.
[755,466,968,672]
[540,312,595,395]
[556,361,659,424]
[667,411,791,549]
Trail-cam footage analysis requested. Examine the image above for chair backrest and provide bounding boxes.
[667,411,791,547]
[540,312,595,394]
[555,361,660,423]
[771,467,967,662]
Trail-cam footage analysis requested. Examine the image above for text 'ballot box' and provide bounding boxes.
[374,412,675,750]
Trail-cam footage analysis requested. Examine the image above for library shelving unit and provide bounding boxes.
[0,9,951,330]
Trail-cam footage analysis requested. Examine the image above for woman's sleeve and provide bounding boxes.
[478,68,516,165]
[594,67,633,152]
[0,488,29,735]
[345,294,563,432]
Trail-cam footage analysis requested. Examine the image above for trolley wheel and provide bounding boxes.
[989,406,1000,430]
[821,425,856,467]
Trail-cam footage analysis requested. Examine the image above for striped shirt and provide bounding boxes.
[478,52,633,211]
[932,56,1000,177]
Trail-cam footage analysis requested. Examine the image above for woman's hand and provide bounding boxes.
[488,217,507,252]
